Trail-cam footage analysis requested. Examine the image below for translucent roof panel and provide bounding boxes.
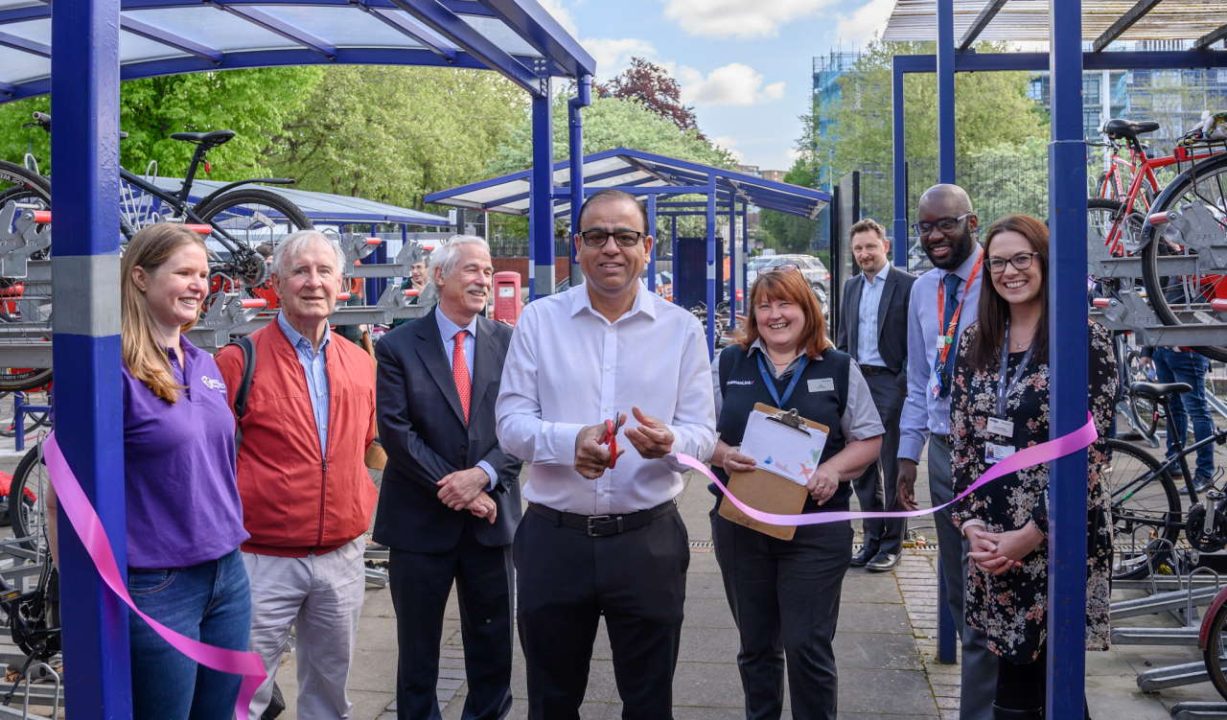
[425,148,830,219]
[0,0,595,102]
[882,0,1227,49]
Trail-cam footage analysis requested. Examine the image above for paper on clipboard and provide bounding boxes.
[740,409,829,487]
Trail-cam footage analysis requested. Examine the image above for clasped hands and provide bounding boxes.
[437,468,498,525]
[715,443,840,505]
[964,522,1045,575]
[573,407,675,479]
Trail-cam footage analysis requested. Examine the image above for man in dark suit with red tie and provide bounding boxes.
[836,218,917,572]
[374,235,522,720]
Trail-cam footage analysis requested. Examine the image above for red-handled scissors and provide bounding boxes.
[602,418,619,469]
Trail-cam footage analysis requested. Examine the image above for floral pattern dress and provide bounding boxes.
[949,320,1117,664]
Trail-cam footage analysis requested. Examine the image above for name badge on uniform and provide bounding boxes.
[986,417,1014,438]
[808,378,835,393]
[985,442,1016,465]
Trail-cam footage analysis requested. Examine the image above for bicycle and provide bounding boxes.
[1106,379,1227,581]
[1110,331,1163,447]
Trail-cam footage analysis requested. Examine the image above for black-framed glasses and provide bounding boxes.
[579,229,646,248]
[912,212,972,236]
[985,251,1040,274]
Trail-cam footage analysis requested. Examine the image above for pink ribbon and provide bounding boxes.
[43,433,266,718]
[681,414,1099,527]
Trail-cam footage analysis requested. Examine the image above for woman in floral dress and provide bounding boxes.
[949,214,1117,720]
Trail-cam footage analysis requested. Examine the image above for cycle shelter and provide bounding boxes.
[880,1,1227,717]
[0,1,596,716]
[426,147,830,354]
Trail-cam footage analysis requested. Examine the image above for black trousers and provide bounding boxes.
[712,508,852,720]
[851,370,906,555]
[513,504,689,720]
[388,528,514,720]
[996,646,1091,719]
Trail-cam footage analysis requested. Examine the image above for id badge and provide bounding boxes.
[935,335,951,351]
[987,417,1014,438]
[985,442,1016,465]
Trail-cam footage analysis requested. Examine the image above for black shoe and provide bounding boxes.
[850,545,877,567]
[866,551,900,572]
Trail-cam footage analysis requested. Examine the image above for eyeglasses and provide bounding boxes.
[579,229,646,248]
[912,213,973,236]
[985,251,1040,274]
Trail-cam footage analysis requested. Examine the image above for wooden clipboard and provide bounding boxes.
[718,403,829,541]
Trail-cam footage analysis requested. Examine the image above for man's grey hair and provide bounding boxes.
[429,235,490,283]
[271,230,345,277]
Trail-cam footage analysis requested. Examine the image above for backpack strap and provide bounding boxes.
[227,334,256,446]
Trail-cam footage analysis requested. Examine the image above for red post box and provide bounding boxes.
[492,271,523,325]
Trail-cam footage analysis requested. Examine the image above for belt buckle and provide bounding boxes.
[586,514,622,537]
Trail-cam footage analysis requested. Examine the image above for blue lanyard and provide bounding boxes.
[996,322,1034,418]
[756,351,810,409]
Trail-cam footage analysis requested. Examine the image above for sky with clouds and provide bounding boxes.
[540,0,895,172]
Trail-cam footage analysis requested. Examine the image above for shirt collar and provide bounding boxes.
[570,281,657,322]
[277,311,331,353]
[863,262,891,285]
[435,305,478,341]
[748,338,822,362]
[946,245,983,283]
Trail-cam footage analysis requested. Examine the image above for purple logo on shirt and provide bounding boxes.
[201,376,226,392]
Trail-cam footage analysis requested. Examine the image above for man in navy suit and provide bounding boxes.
[374,235,522,720]
[836,218,917,572]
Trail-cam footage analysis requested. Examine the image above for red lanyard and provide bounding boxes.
[934,259,981,368]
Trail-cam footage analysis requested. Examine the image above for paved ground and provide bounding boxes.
[4,428,1227,718]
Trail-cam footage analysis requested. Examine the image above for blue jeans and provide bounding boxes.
[128,549,251,720]
[1153,347,1216,480]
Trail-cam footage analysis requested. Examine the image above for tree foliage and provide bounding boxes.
[596,57,702,137]
[267,65,527,209]
[0,68,324,178]
[760,162,820,254]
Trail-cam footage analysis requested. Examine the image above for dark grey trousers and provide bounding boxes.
[850,370,907,555]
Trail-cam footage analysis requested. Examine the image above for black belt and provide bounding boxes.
[859,365,896,376]
[528,501,675,538]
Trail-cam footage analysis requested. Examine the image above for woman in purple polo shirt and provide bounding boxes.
[120,223,250,718]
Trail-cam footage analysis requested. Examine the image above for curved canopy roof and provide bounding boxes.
[883,0,1227,51]
[425,148,831,220]
[0,0,595,102]
[149,177,450,225]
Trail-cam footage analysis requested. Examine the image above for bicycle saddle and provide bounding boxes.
[1131,380,1193,400]
[1103,118,1160,141]
[170,129,236,147]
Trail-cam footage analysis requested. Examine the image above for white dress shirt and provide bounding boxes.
[496,283,717,515]
[856,262,890,368]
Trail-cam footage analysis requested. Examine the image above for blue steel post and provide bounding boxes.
[727,201,737,331]
[705,175,717,355]
[671,215,678,305]
[647,195,658,292]
[1047,1,1089,716]
[934,0,958,665]
[892,58,908,267]
[53,0,132,716]
[741,202,749,314]
[568,75,591,287]
[937,0,956,182]
[529,74,553,299]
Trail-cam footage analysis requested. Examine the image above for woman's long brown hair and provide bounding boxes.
[966,214,1050,371]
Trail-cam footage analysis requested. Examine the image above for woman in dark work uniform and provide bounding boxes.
[710,266,884,720]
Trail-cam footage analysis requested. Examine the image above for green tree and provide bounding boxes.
[267,65,527,209]
[0,67,324,178]
[760,163,820,253]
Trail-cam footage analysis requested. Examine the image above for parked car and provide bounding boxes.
[746,254,830,307]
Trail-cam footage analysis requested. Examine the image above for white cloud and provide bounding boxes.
[537,0,579,38]
[833,0,894,48]
[678,63,786,107]
[584,38,659,79]
[663,0,834,39]
[712,136,744,162]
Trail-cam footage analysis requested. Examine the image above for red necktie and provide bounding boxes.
[452,330,471,424]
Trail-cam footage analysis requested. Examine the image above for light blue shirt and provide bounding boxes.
[435,307,498,491]
[898,247,983,462]
[856,262,890,368]
[278,312,330,454]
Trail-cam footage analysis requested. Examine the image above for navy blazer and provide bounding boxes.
[373,310,522,553]
[835,264,918,375]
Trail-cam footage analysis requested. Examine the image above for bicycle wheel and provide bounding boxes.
[1204,594,1227,701]
[193,188,312,286]
[0,388,51,438]
[1140,152,1227,362]
[1105,437,1182,580]
[9,443,49,554]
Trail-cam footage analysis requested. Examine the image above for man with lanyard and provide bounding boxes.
[896,184,997,720]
